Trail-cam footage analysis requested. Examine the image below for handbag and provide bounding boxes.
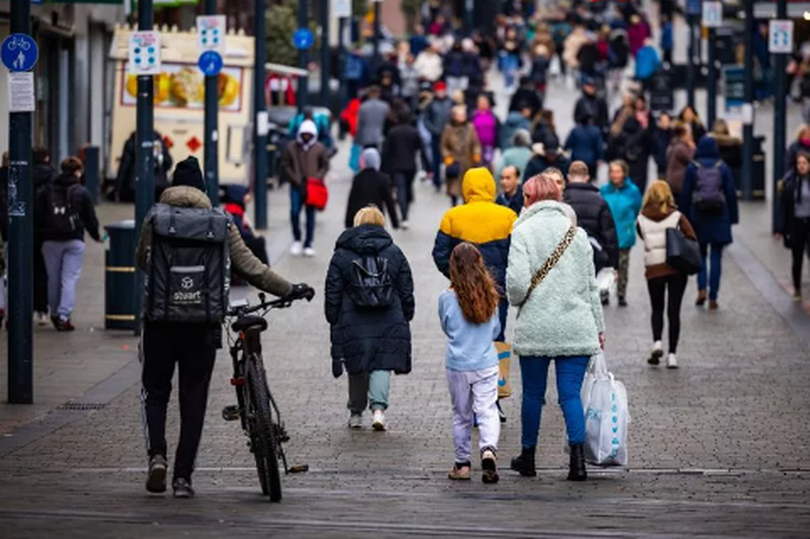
[665,227,701,275]
[517,225,577,313]
[305,177,328,211]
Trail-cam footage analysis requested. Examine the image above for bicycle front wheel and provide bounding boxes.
[247,355,282,502]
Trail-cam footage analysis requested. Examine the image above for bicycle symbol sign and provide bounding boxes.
[1,34,39,72]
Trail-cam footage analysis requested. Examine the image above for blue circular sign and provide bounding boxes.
[293,28,314,50]
[198,50,224,77]
[1,34,39,72]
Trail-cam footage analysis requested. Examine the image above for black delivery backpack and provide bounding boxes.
[145,204,231,324]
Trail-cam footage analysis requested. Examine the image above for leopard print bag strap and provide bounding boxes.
[518,225,577,310]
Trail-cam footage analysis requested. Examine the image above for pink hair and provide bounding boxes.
[523,173,562,207]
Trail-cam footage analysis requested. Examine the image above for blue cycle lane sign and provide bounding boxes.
[293,28,314,50]
[198,50,223,77]
[1,34,39,72]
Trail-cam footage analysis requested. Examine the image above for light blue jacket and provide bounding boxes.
[439,290,500,372]
[600,178,642,250]
[506,201,605,358]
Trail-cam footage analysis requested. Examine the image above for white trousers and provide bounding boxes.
[446,366,500,464]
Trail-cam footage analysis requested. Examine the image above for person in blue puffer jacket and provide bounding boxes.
[634,38,660,93]
[600,160,642,306]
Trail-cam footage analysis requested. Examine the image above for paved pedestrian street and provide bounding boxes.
[4,56,810,536]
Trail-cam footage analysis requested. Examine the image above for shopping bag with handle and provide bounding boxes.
[581,353,630,467]
[495,342,512,399]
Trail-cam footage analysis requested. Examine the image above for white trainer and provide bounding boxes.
[401,220,410,230]
[648,341,664,365]
[290,241,303,256]
[372,410,386,431]
[666,353,679,369]
[303,247,316,257]
[348,414,362,429]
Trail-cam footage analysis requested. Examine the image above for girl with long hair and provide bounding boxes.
[439,242,502,484]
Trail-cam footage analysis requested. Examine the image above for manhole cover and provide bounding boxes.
[57,402,107,411]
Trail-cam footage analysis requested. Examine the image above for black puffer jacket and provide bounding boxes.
[325,225,415,376]
[563,182,618,271]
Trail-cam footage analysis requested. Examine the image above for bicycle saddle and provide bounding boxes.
[231,316,268,333]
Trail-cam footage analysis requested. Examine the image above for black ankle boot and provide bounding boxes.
[510,446,537,477]
[567,443,587,481]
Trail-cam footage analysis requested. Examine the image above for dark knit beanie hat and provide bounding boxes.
[172,156,206,192]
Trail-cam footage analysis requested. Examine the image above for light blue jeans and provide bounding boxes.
[519,355,589,448]
[42,239,85,321]
[348,371,391,414]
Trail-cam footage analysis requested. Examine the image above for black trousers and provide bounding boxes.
[141,321,217,481]
[791,217,810,293]
[647,272,688,354]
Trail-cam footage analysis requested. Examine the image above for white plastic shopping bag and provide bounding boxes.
[581,354,630,467]
[595,268,617,297]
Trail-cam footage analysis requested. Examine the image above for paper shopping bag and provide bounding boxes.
[495,342,512,399]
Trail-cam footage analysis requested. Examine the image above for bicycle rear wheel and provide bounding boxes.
[247,356,282,502]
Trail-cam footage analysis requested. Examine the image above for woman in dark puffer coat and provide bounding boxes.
[325,206,415,432]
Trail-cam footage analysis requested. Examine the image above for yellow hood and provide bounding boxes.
[462,167,497,203]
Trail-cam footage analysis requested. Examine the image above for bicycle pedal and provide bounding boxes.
[222,405,240,421]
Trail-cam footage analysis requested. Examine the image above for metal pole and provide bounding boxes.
[707,27,717,129]
[742,0,755,201]
[204,0,219,205]
[7,0,33,404]
[320,0,330,111]
[134,0,155,333]
[465,0,474,35]
[254,0,268,229]
[773,0,788,232]
[338,16,347,111]
[687,15,696,108]
[297,0,309,111]
[372,1,381,71]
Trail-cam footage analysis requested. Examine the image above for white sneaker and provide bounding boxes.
[35,312,49,326]
[303,247,316,257]
[666,353,679,369]
[372,410,386,431]
[648,341,663,366]
[348,414,363,429]
[290,241,302,256]
[401,220,410,230]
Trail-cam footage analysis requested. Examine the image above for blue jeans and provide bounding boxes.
[519,355,589,448]
[697,243,724,301]
[290,185,316,248]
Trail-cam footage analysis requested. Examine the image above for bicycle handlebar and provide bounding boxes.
[227,294,296,318]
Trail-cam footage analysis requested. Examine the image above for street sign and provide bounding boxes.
[701,1,723,28]
[724,66,745,110]
[198,50,223,77]
[1,34,39,72]
[197,15,226,54]
[333,0,352,18]
[292,28,314,50]
[128,31,162,75]
[769,20,794,54]
[650,70,674,112]
[8,71,35,112]
[687,0,702,16]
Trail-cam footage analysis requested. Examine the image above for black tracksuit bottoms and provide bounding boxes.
[141,321,217,481]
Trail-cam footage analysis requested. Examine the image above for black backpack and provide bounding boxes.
[348,255,394,309]
[43,184,80,236]
[145,204,231,324]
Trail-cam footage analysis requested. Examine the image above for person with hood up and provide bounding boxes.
[471,94,500,167]
[221,185,268,265]
[600,160,642,306]
[523,135,570,183]
[497,129,533,179]
[345,148,400,230]
[37,157,101,331]
[680,136,739,310]
[637,181,697,369]
[326,206,415,431]
[563,161,619,282]
[432,167,517,345]
[665,122,695,197]
[441,106,482,206]
[506,172,605,482]
[136,156,315,498]
[778,152,810,300]
[281,119,329,257]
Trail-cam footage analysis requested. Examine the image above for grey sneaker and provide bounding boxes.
[348,413,363,429]
[172,477,195,499]
[146,455,167,494]
[481,447,499,484]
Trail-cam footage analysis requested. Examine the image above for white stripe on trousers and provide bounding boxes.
[446,366,500,464]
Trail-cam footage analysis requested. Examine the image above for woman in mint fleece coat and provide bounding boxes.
[600,160,643,305]
[506,173,605,482]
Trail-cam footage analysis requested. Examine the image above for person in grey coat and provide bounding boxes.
[355,86,391,150]
[423,81,454,190]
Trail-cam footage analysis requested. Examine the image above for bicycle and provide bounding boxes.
[222,293,310,501]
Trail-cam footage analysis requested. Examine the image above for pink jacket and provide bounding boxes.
[471,110,498,148]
